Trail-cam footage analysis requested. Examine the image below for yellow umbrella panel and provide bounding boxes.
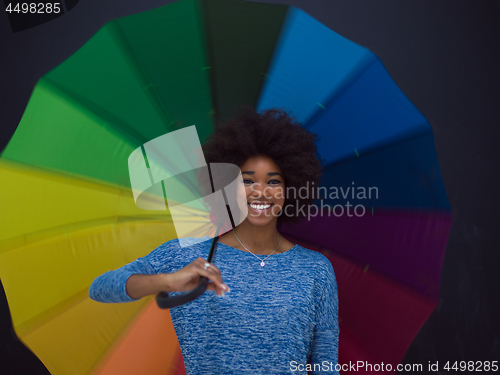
[0,158,197,374]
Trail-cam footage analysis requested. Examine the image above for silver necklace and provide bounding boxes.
[233,230,282,266]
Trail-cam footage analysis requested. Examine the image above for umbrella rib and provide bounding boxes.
[302,53,377,130]
[42,77,150,146]
[108,21,176,133]
[321,127,432,172]
[0,216,174,255]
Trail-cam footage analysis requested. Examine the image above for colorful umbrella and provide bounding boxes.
[0,0,452,374]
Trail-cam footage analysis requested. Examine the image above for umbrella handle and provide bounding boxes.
[155,277,209,309]
[155,225,223,309]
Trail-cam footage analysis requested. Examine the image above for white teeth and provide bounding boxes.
[249,203,272,210]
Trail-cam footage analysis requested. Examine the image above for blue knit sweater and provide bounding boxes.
[89,236,339,374]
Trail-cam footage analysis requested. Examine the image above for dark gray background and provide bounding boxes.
[1,1,499,373]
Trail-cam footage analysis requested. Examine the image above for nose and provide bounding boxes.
[249,182,272,199]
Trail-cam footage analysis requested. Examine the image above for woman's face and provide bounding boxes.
[240,155,285,227]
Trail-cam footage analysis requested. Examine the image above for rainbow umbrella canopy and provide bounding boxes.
[0,0,452,374]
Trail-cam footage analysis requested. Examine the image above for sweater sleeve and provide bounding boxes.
[310,260,340,374]
[88,255,157,303]
[88,237,206,303]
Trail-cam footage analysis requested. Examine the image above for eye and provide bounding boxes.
[243,179,253,185]
[268,179,282,185]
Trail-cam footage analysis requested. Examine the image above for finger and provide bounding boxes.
[205,283,219,293]
[194,258,228,293]
[195,257,209,269]
[203,263,222,276]
[196,260,221,277]
[205,282,227,297]
[203,265,222,283]
[197,267,228,294]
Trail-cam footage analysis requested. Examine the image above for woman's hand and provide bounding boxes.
[166,257,229,296]
[125,258,229,300]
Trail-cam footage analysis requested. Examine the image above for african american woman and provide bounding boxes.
[89,106,340,375]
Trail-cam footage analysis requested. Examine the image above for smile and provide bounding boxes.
[248,202,273,212]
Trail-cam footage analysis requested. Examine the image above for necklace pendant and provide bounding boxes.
[260,261,265,266]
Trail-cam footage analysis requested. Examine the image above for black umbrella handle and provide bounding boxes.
[155,227,222,309]
[156,277,209,309]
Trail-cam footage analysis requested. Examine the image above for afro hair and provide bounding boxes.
[201,105,324,228]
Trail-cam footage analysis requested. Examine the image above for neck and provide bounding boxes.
[233,220,281,255]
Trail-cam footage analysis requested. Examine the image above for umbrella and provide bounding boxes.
[0,0,452,374]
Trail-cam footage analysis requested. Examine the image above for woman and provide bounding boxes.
[89,106,339,375]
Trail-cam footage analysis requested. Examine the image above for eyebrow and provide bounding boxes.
[241,171,283,177]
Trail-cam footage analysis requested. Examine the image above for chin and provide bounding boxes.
[246,217,276,227]
[245,211,281,228]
